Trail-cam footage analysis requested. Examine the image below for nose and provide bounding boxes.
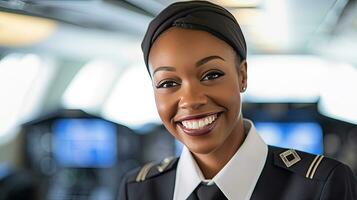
[178,82,208,110]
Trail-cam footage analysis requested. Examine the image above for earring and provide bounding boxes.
[241,86,246,92]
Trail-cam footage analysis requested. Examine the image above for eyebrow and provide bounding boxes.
[152,66,176,75]
[195,55,225,67]
[152,55,225,75]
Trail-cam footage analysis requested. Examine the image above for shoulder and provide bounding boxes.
[268,145,353,182]
[122,156,179,184]
[118,156,179,200]
[268,146,357,199]
[252,146,357,199]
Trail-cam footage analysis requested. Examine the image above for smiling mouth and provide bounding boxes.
[181,114,218,129]
[177,113,220,136]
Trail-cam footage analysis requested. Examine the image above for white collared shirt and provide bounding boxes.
[173,119,268,200]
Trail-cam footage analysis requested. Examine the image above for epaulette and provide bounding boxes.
[271,146,341,181]
[130,156,178,183]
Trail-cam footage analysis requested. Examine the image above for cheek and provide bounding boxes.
[212,76,242,116]
[154,93,182,140]
[227,80,242,113]
[154,92,176,125]
[227,86,242,122]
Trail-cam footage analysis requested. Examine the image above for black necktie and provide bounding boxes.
[187,182,228,200]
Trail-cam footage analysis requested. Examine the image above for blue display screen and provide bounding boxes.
[52,119,117,168]
[255,122,323,154]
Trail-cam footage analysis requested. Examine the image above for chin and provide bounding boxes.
[184,139,221,155]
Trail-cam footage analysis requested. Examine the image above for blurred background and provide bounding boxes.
[0,0,356,199]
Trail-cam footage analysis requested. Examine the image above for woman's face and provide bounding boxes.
[148,27,247,155]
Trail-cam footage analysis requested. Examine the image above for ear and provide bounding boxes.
[238,60,248,93]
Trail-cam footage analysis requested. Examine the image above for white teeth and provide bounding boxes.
[181,114,218,130]
[193,121,199,129]
[198,120,204,128]
[208,116,213,123]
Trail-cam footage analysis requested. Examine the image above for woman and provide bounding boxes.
[119,1,357,200]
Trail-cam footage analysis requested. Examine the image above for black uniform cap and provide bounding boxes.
[141,0,247,75]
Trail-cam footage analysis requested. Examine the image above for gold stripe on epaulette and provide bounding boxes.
[309,155,324,179]
[135,164,146,182]
[157,156,175,172]
[306,155,324,179]
[136,162,155,182]
[306,155,320,178]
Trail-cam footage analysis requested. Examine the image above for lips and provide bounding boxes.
[176,112,220,136]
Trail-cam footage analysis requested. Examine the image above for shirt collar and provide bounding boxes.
[173,119,268,200]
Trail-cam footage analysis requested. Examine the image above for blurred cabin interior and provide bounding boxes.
[0,0,357,199]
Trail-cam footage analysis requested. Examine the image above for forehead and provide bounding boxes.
[148,27,235,70]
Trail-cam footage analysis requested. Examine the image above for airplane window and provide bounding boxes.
[102,63,161,128]
[244,55,324,102]
[62,60,120,111]
[319,62,357,124]
[244,55,357,124]
[0,53,54,143]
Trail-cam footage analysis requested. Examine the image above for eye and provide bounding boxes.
[156,80,179,89]
[201,70,224,81]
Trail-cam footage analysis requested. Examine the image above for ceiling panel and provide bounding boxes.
[1,0,355,66]
[143,0,341,54]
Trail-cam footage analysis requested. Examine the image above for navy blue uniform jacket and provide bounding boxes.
[119,146,357,200]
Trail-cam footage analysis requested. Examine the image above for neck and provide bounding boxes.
[192,118,246,179]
